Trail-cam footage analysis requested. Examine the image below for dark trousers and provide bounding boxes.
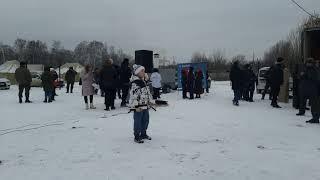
[121,85,129,105]
[249,90,254,101]
[66,82,74,93]
[153,87,161,100]
[189,86,194,99]
[298,95,309,114]
[44,91,52,102]
[262,82,271,99]
[84,95,93,104]
[105,89,115,108]
[270,86,280,105]
[233,89,241,103]
[182,84,187,98]
[19,84,31,101]
[311,96,320,121]
[133,109,149,137]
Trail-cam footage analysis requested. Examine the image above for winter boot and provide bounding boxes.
[19,97,23,104]
[134,136,144,144]
[111,106,116,110]
[306,119,320,124]
[90,103,96,109]
[43,99,48,103]
[296,111,305,116]
[141,134,152,140]
[25,99,32,103]
[104,106,110,111]
[85,103,89,110]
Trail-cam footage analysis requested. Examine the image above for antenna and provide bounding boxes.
[290,0,317,18]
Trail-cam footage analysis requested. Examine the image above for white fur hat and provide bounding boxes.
[133,64,145,75]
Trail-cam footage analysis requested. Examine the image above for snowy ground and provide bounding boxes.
[1,82,320,180]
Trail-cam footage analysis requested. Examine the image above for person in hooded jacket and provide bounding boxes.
[229,61,243,106]
[120,58,132,106]
[150,68,162,100]
[80,65,96,110]
[129,64,153,143]
[41,67,54,103]
[195,69,204,98]
[100,59,118,111]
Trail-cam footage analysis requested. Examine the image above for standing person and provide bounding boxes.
[261,68,272,100]
[65,67,77,93]
[100,59,117,111]
[229,61,243,106]
[297,58,318,116]
[15,61,32,103]
[181,69,188,99]
[246,64,257,102]
[195,69,204,98]
[206,71,211,93]
[187,67,195,99]
[41,67,54,103]
[93,68,100,95]
[114,64,122,99]
[150,68,162,100]
[303,58,320,123]
[80,65,96,110]
[129,64,152,143]
[120,58,132,106]
[269,57,284,108]
[50,68,58,101]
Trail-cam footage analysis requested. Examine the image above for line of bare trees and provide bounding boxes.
[0,39,132,67]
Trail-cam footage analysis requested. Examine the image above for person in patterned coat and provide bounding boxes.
[129,64,153,144]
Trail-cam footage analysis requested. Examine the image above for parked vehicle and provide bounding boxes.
[31,73,42,87]
[0,78,11,90]
[257,67,270,94]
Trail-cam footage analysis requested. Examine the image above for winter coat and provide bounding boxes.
[269,64,284,88]
[187,69,195,90]
[150,72,162,88]
[195,71,204,94]
[41,71,54,92]
[65,69,77,83]
[120,63,132,86]
[15,67,32,85]
[244,69,257,91]
[113,65,121,88]
[129,75,152,110]
[100,65,118,90]
[80,70,94,96]
[229,64,243,90]
[299,66,320,97]
[181,70,188,88]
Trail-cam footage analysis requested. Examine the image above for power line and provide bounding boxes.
[290,0,317,18]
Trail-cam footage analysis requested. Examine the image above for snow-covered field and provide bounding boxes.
[1,82,320,180]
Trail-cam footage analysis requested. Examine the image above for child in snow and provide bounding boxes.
[129,64,153,143]
[41,67,54,103]
[150,68,162,100]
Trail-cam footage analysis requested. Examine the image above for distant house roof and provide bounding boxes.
[57,63,84,74]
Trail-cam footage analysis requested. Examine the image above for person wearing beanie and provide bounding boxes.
[129,64,153,143]
[268,57,285,108]
[15,61,32,103]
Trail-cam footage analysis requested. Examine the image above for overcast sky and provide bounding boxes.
[0,0,319,61]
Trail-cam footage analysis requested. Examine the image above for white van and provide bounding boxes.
[257,67,270,94]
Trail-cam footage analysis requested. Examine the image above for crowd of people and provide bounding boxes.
[230,57,320,124]
[180,67,210,99]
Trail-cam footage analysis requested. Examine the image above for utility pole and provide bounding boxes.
[1,47,5,63]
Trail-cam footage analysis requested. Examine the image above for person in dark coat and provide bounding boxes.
[50,69,58,101]
[230,61,243,106]
[195,69,204,98]
[114,64,122,100]
[244,64,257,102]
[119,58,132,106]
[41,67,54,103]
[181,69,188,99]
[100,59,118,111]
[65,67,77,93]
[261,68,272,100]
[301,58,320,123]
[269,57,284,108]
[15,61,32,103]
[187,67,195,99]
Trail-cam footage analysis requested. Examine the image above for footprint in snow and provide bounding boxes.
[257,145,266,150]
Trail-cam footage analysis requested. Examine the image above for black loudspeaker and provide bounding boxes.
[135,50,153,73]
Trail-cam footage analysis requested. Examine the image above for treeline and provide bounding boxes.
[0,39,132,67]
[262,14,320,73]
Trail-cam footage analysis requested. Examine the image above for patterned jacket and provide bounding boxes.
[129,75,152,110]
